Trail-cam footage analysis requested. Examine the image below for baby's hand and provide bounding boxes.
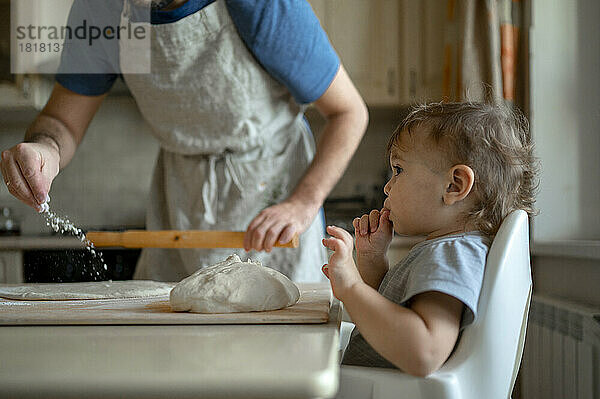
[353,208,393,259]
[321,225,363,301]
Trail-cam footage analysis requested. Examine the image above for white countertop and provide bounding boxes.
[0,284,342,399]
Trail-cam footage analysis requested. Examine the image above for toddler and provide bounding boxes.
[321,102,538,377]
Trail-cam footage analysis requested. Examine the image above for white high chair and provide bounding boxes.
[336,210,532,399]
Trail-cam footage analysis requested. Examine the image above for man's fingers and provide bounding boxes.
[250,225,268,251]
[247,210,268,232]
[1,151,38,209]
[245,227,265,252]
[248,211,290,252]
[15,150,50,205]
[0,152,9,186]
[263,223,285,252]
[278,224,296,245]
[244,211,268,251]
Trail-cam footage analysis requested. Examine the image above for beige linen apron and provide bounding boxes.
[119,0,327,282]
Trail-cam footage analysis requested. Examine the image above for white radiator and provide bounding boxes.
[520,295,600,399]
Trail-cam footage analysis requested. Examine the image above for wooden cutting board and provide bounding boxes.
[0,283,331,325]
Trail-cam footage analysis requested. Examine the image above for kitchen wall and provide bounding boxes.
[529,0,600,308]
[531,0,600,241]
[0,94,404,234]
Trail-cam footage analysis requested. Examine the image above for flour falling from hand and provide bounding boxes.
[39,199,108,281]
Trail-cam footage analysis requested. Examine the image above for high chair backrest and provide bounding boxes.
[436,209,532,399]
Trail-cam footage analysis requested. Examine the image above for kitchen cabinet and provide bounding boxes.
[0,250,23,283]
[5,0,73,109]
[309,0,401,105]
[308,0,446,105]
[408,0,447,102]
[6,0,448,108]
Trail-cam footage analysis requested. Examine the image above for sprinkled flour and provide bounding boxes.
[39,199,108,280]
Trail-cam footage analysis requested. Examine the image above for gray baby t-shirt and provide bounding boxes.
[342,231,491,369]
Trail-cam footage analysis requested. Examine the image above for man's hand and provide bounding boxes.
[1,141,59,211]
[321,225,363,301]
[1,83,107,212]
[244,199,320,252]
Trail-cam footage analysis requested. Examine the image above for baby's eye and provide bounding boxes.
[393,166,403,175]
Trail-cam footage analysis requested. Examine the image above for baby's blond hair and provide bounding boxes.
[387,102,539,236]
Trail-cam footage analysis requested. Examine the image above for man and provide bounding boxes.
[1,0,368,282]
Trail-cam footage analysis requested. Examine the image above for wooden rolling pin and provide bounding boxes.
[85,230,299,249]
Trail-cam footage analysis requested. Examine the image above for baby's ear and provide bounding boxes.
[442,165,475,205]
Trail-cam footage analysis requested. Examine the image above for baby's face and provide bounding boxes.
[383,132,451,237]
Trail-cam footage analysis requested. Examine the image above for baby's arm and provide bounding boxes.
[352,208,393,289]
[322,226,463,377]
[343,285,463,376]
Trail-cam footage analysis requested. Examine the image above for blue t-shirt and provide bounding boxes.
[342,231,491,369]
[55,0,339,104]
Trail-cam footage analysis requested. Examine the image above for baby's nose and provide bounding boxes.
[383,181,391,195]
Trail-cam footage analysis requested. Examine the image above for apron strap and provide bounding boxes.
[122,0,131,18]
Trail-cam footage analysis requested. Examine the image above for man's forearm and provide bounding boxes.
[25,113,80,169]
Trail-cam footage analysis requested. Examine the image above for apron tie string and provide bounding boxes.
[201,155,218,225]
[224,153,246,198]
[201,153,246,225]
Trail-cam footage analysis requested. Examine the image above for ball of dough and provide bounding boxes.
[169,254,300,313]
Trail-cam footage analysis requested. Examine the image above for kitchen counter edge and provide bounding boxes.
[0,236,86,249]
[0,235,424,250]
